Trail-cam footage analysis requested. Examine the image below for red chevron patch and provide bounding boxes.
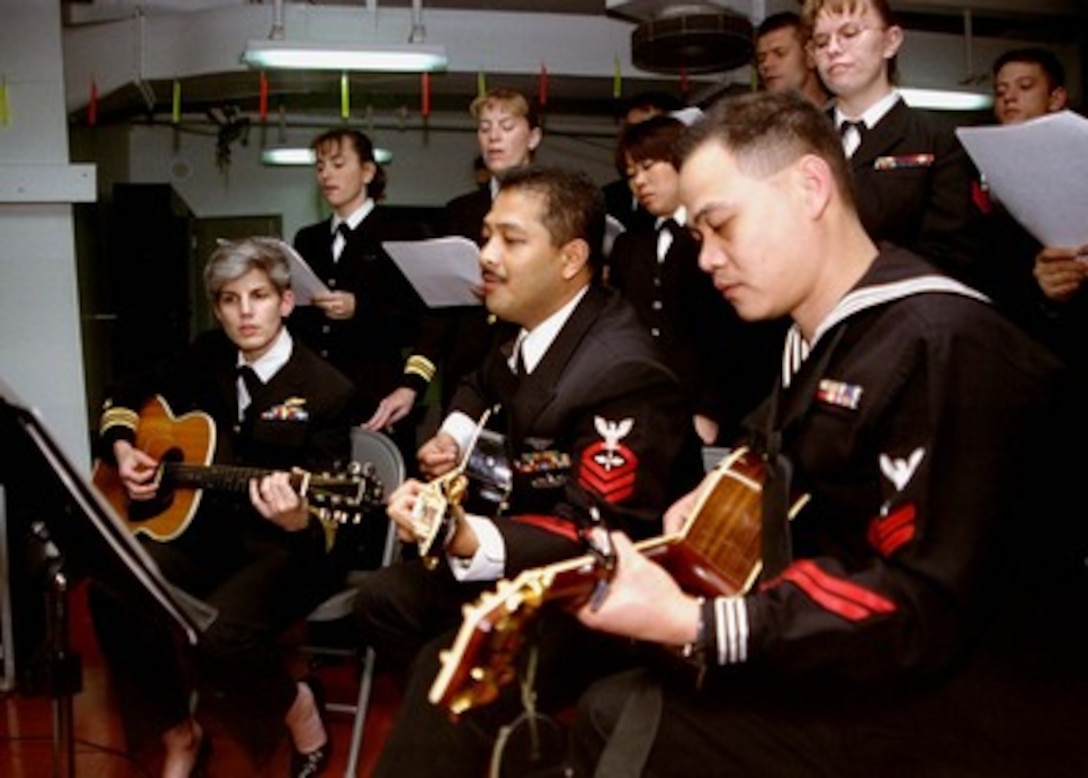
[867,503,917,557]
[579,441,638,503]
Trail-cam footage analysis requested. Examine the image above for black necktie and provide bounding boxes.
[332,222,351,261]
[840,119,865,138]
[237,364,261,415]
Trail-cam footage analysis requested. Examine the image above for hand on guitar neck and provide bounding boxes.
[94,395,383,542]
[114,439,310,533]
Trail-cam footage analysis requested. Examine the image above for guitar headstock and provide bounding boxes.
[411,469,468,563]
[305,462,384,526]
[429,568,554,717]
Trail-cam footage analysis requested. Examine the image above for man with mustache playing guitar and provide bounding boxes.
[355,166,704,777]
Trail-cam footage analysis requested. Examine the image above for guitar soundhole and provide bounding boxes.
[128,446,183,523]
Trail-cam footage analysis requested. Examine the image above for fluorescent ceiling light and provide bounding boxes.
[242,40,448,72]
[261,147,395,166]
[900,88,994,112]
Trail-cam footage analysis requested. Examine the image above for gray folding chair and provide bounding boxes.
[305,427,406,777]
[702,445,731,473]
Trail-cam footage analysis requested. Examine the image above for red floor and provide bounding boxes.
[0,581,399,777]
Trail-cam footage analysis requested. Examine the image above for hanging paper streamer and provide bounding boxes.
[421,72,431,119]
[172,79,181,124]
[340,71,350,119]
[0,76,9,127]
[259,71,269,122]
[612,54,622,100]
[87,78,98,127]
[538,62,548,108]
[477,71,487,97]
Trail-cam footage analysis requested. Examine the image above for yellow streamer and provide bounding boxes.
[341,72,350,119]
[0,77,9,126]
[172,79,181,124]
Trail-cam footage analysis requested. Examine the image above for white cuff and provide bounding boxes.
[448,514,506,582]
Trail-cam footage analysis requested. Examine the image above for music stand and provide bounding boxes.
[0,382,216,778]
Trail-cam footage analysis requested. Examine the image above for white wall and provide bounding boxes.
[119,117,620,240]
[1,1,92,469]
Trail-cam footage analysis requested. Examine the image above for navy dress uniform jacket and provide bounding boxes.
[847,99,987,292]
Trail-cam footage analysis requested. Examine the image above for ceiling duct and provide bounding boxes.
[631,5,753,75]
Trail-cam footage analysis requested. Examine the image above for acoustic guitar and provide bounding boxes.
[92,394,383,542]
[428,446,810,717]
[408,413,512,567]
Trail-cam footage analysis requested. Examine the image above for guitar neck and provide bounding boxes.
[163,462,303,495]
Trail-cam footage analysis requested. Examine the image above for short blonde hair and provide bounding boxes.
[469,88,540,130]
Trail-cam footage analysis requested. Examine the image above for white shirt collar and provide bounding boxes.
[835,89,901,132]
[331,198,376,235]
[653,205,688,231]
[239,326,293,384]
[488,176,501,201]
[511,285,590,374]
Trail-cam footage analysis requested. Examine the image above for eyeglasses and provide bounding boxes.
[809,23,885,54]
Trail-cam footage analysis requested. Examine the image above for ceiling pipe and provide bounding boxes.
[270,0,285,41]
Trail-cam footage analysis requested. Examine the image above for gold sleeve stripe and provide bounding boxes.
[404,354,436,382]
[100,406,139,435]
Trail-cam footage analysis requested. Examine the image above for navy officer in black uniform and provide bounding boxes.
[90,237,355,777]
[354,166,705,777]
[291,128,434,456]
[806,0,986,293]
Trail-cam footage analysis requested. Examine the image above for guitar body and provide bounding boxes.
[430,446,810,716]
[92,395,216,542]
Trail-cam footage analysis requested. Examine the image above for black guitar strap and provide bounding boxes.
[756,325,846,581]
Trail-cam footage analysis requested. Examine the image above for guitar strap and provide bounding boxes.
[755,325,847,581]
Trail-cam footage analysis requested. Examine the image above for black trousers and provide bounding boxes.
[569,656,1088,778]
[370,606,641,778]
[88,518,329,761]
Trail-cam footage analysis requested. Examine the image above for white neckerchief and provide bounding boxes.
[330,198,376,261]
[236,327,293,418]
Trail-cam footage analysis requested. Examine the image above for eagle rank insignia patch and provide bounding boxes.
[579,416,638,504]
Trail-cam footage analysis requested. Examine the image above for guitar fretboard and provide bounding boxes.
[164,463,304,494]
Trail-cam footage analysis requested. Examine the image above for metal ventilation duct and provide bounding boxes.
[631,8,753,75]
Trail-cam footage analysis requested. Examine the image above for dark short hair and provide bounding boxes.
[992,47,1066,92]
[615,114,687,174]
[677,90,855,212]
[310,128,388,200]
[497,166,606,276]
[615,90,685,123]
[757,11,803,39]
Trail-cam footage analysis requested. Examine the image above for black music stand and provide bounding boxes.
[0,382,216,778]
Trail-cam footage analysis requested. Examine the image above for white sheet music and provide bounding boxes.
[281,242,331,306]
[383,236,484,308]
[956,111,1088,248]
